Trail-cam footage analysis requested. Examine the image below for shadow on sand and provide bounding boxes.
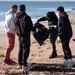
[5,55,75,75]
[57,55,75,58]
[6,63,75,75]
[30,63,75,72]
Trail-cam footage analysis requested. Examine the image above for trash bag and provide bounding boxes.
[33,23,49,46]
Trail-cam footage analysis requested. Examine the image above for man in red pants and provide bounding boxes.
[3,5,18,65]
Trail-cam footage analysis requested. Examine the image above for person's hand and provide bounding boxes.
[53,25,57,28]
[36,28,41,33]
[57,36,61,42]
[36,28,39,33]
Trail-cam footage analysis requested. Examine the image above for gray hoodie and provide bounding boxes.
[5,9,16,34]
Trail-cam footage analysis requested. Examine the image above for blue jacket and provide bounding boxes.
[58,12,73,38]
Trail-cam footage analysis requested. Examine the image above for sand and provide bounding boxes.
[0,16,75,75]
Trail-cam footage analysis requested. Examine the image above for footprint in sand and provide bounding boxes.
[43,43,47,45]
[37,47,41,49]
[38,55,41,57]
[39,50,44,53]
[47,47,51,49]
[31,54,36,57]
[32,41,36,44]
[28,59,33,61]
[46,40,50,43]
[58,51,62,53]
[0,53,4,57]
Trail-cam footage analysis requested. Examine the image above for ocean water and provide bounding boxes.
[0,1,75,34]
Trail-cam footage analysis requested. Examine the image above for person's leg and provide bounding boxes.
[61,38,72,59]
[22,36,30,67]
[49,33,57,58]
[21,36,33,71]
[61,37,74,69]
[5,32,15,59]
[18,36,23,66]
[3,32,15,65]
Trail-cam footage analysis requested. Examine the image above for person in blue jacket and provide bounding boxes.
[57,6,75,69]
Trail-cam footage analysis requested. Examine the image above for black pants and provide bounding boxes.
[61,36,72,59]
[18,36,30,66]
[50,32,57,54]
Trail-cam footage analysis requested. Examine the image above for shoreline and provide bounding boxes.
[0,16,75,35]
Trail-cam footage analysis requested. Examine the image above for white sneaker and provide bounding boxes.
[67,61,75,69]
[18,65,22,69]
[63,60,68,67]
[22,66,33,71]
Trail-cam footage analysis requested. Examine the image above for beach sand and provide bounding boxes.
[0,16,75,75]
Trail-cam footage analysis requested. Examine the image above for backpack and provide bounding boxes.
[15,15,26,35]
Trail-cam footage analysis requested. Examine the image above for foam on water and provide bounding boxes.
[0,12,5,15]
[0,21,5,35]
[0,17,40,35]
[65,8,73,12]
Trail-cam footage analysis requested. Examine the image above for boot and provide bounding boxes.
[49,51,57,58]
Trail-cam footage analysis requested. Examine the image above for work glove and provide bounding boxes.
[57,36,61,42]
[35,28,39,33]
[53,25,57,28]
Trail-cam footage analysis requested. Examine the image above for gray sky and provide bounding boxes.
[0,0,75,1]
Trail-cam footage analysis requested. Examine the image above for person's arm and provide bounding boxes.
[10,16,16,31]
[37,16,48,22]
[58,16,65,36]
[25,16,35,31]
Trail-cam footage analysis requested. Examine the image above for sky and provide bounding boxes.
[0,0,75,1]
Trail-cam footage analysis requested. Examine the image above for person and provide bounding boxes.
[15,4,37,71]
[36,12,58,58]
[57,6,75,69]
[3,5,18,65]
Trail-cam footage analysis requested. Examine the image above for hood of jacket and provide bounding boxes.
[16,12,27,19]
[61,12,69,18]
[6,9,14,15]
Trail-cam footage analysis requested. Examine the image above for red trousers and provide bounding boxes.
[5,32,15,59]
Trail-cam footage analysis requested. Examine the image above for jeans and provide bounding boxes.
[61,36,72,59]
[5,32,15,59]
[18,36,30,66]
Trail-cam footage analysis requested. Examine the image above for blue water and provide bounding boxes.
[0,1,75,34]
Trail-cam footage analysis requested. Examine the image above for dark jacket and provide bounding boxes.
[15,12,35,36]
[37,17,58,33]
[58,12,73,38]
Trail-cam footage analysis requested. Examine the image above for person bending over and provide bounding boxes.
[37,12,58,58]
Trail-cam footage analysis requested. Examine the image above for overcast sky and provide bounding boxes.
[0,0,75,1]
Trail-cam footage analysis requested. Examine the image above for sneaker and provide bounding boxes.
[63,60,68,67]
[22,66,33,71]
[9,59,16,64]
[18,65,22,69]
[67,61,75,69]
[3,59,13,65]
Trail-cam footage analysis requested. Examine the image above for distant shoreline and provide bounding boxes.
[0,16,75,35]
